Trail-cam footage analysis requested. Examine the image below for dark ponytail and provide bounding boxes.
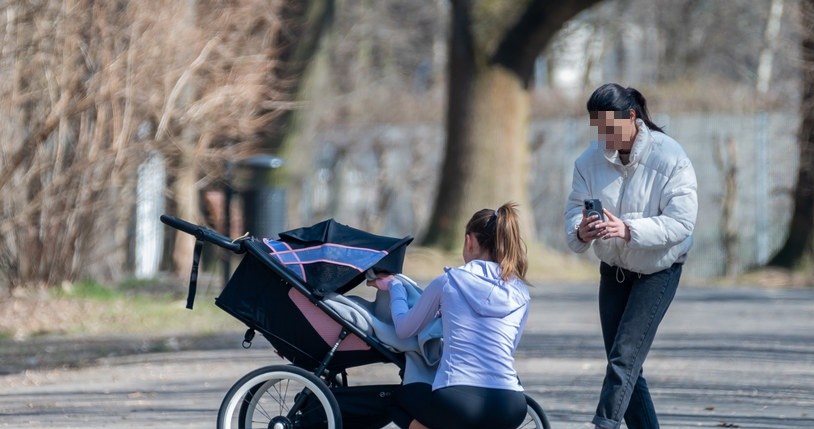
[586,83,664,133]
[465,202,528,282]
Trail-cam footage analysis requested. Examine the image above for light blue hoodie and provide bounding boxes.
[389,259,530,391]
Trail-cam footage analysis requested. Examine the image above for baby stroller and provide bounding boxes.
[161,214,550,429]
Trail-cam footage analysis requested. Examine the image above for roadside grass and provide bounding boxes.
[0,276,242,341]
[68,293,241,336]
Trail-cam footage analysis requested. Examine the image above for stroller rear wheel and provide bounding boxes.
[217,364,342,429]
[520,394,551,429]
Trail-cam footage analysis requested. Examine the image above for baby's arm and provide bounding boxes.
[388,275,444,339]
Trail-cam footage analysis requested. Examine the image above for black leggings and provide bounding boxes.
[391,382,527,429]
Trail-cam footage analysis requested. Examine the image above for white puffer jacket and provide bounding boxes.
[564,119,698,275]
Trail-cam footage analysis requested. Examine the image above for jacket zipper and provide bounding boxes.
[616,165,631,257]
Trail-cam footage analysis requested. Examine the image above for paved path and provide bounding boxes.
[1,283,813,428]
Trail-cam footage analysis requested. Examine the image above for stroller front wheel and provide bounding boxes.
[217,364,342,429]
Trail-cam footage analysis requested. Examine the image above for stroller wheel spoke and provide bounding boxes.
[218,365,341,429]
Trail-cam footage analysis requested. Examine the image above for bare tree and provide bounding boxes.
[0,0,290,291]
[280,0,448,229]
[769,0,814,273]
[714,136,739,277]
[421,0,603,250]
[147,0,290,276]
[757,0,786,95]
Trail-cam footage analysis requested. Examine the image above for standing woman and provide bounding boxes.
[564,83,697,429]
[370,202,530,429]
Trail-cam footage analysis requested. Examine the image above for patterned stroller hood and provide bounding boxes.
[264,219,414,296]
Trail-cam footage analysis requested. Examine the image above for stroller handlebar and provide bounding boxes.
[160,214,244,253]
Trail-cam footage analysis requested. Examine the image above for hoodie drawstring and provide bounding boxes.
[615,266,642,284]
[616,266,625,283]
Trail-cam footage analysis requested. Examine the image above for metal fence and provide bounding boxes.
[305,111,799,280]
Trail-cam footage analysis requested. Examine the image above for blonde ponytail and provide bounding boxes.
[494,203,528,282]
[465,202,528,282]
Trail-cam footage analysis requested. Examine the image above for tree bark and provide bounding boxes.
[714,136,739,277]
[768,0,814,271]
[422,0,602,249]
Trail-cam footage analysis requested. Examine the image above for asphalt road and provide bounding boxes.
[1,283,813,428]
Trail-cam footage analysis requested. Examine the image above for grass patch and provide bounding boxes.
[55,279,118,300]
[21,276,238,338]
[3,281,241,340]
[61,293,242,336]
[118,276,187,297]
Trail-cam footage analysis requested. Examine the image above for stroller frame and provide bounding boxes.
[161,214,550,429]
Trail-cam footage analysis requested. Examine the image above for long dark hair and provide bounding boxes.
[586,83,664,133]
[465,202,527,282]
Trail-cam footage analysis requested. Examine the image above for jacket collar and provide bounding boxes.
[603,119,652,167]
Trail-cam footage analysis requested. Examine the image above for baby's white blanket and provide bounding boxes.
[322,274,442,384]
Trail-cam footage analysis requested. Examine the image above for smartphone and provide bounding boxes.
[584,199,605,222]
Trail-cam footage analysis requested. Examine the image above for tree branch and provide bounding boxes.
[0,94,94,192]
[492,0,603,88]
[154,37,220,141]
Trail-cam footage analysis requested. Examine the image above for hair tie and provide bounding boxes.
[487,210,498,228]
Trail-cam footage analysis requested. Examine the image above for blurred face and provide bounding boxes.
[589,110,637,151]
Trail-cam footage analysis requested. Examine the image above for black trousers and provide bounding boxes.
[390,382,526,429]
[592,262,682,429]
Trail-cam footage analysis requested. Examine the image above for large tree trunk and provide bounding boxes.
[423,65,531,248]
[422,0,602,249]
[768,0,814,271]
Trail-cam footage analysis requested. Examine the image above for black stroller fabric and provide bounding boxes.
[298,384,399,429]
[216,251,388,371]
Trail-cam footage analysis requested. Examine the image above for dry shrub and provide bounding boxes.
[0,0,289,292]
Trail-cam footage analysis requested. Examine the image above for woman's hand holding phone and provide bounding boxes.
[578,212,605,242]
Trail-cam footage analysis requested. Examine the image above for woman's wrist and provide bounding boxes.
[576,228,586,243]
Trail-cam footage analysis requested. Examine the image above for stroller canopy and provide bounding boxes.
[262,219,413,296]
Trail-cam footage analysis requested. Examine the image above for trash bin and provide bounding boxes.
[234,155,286,239]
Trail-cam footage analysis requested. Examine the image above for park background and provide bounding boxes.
[0,0,813,347]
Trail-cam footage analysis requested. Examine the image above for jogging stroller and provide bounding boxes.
[161,214,550,429]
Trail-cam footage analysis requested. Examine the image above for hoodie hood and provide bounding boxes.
[445,260,529,318]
